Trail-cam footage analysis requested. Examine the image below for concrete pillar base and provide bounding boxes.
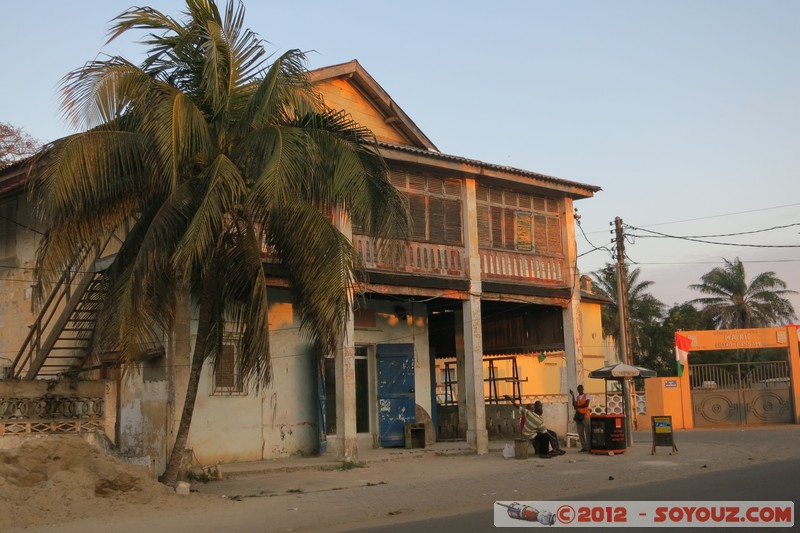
[325,436,359,462]
[337,437,359,463]
[467,428,489,455]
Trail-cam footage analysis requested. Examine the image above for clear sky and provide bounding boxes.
[2,0,799,316]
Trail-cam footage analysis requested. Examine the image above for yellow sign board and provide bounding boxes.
[678,327,789,351]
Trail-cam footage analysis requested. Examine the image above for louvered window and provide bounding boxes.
[476,185,562,255]
[388,169,462,245]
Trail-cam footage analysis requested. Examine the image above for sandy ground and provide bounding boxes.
[2,426,799,532]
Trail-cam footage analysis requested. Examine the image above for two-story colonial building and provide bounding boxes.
[0,60,603,473]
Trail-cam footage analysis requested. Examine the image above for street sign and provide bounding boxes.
[651,415,678,455]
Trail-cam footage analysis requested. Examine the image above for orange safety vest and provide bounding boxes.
[576,393,590,416]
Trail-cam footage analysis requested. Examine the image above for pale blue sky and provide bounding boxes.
[3,1,799,315]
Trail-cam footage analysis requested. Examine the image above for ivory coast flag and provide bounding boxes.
[675,333,692,377]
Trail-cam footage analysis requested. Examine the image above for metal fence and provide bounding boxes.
[689,361,789,391]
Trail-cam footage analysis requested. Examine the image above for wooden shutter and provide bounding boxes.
[428,196,446,243]
[534,214,548,252]
[390,169,406,188]
[444,199,462,244]
[546,216,562,253]
[477,205,491,247]
[491,206,503,248]
[409,193,427,240]
[408,172,426,192]
[503,208,515,249]
[444,179,461,198]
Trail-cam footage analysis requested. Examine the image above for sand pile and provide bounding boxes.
[0,436,179,530]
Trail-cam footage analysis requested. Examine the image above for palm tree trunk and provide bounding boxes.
[160,285,215,486]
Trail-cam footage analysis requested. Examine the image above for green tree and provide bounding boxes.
[689,257,797,329]
[33,0,408,486]
[641,302,710,374]
[591,264,665,366]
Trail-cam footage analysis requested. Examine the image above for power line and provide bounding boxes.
[625,222,800,240]
[582,202,800,235]
[624,230,800,249]
[636,203,800,228]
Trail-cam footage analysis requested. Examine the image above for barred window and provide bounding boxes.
[213,342,244,395]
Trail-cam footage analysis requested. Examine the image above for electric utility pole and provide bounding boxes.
[613,216,635,446]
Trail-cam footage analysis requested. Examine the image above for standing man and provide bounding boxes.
[570,385,591,452]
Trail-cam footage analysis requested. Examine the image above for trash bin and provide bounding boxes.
[404,423,426,449]
[589,414,626,455]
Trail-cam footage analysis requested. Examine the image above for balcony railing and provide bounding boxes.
[353,235,465,277]
[264,235,566,286]
[479,249,565,284]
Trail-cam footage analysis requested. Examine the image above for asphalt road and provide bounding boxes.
[349,457,799,532]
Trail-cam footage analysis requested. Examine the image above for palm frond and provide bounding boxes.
[172,154,246,279]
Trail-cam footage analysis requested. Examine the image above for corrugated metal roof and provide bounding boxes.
[378,141,602,194]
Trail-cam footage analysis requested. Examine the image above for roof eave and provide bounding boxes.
[378,142,601,200]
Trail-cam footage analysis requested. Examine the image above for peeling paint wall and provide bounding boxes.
[117,365,169,473]
[0,196,40,374]
[183,288,319,465]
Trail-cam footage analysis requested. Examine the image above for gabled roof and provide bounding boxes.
[310,60,601,200]
[308,60,438,151]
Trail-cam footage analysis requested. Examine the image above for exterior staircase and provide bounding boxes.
[10,246,114,380]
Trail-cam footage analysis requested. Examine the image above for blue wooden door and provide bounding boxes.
[377,343,416,447]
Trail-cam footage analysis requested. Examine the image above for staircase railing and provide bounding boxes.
[10,232,118,379]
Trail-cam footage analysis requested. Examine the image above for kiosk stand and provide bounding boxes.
[590,414,626,455]
[587,362,657,456]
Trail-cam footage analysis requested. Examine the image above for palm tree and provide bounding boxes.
[689,257,797,329]
[591,264,665,364]
[32,0,408,486]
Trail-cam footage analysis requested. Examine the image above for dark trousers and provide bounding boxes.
[531,432,550,455]
[547,429,560,451]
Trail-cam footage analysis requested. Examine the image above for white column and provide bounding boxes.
[462,178,488,454]
[561,198,584,393]
[334,210,357,461]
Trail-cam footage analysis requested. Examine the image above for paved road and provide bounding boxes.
[348,457,799,532]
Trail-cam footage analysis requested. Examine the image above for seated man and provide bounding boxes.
[505,396,564,458]
[535,402,566,456]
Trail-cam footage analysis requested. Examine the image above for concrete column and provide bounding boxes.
[561,198,584,393]
[103,380,118,445]
[462,178,488,454]
[454,309,467,438]
[334,210,358,461]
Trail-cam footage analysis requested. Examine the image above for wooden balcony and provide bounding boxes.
[479,249,565,285]
[353,235,464,277]
[264,235,566,287]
